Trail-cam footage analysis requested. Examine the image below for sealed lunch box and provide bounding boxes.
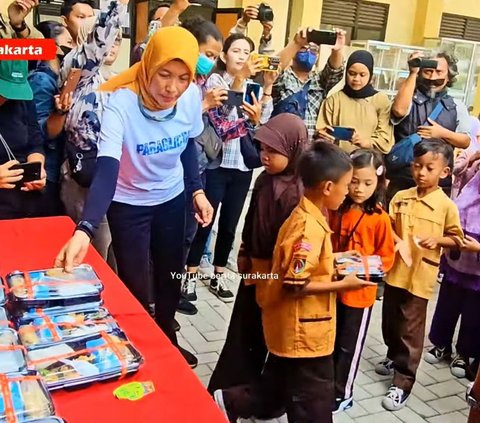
[27,329,143,390]
[17,308,118,348]
[12,302,103,322]
[335,254,385,283]
[0,371,55,422]
[1,277,5,306]
[5,265,103,313]
[0,329,29,374]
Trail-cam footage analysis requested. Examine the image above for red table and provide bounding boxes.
[0,217,226,423]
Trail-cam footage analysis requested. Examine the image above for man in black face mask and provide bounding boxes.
[387,51,470,202]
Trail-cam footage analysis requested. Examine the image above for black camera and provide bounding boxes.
[408,58,439,69]
[257,3,274,22]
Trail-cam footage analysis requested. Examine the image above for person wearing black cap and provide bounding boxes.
[0,60,46,219]
[317,49,394,154]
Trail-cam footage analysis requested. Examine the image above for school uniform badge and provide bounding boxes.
[293,257,306,274]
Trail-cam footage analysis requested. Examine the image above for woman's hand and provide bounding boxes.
[238,56,263,80]
[21,165,46,192]
[262,68,280,93]
[0,160,23,189]
[352,131,372,148]
[54,92,73,115]
[242,92,262,126]
[193,192,214,227]
[202,88,228,111]
[54,231,91,272]
[315,127,335,143]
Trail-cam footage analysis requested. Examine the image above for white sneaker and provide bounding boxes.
[181,274,197,302]
[210,274,235,303]
[199,255,214,277]
[375,357,394,376]
[382,385,410,411]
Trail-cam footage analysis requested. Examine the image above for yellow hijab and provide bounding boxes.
[100,26,199,111]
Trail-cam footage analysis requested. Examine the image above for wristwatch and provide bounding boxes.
[466,383,480,409]
[11,20,27,33]
[75,220,95,240]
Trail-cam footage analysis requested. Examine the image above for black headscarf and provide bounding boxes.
[242,114,307,259]
[342,50,378,99]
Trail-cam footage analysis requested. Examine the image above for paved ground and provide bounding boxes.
[177,171,471,422]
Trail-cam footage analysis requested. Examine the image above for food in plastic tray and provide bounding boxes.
[335,254,385,282]
[18,308,118,348]
[23,418,65,423]
[0,371,55,422]
[6,265,103,305]
[0,307,10,329]
[27,329,143,390]
[12,302,103,322]
[0,329,29,374]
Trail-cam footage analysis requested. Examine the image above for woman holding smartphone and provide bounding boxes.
[0,60,46,220]
[185,33,275,303]
[316,50,394,154]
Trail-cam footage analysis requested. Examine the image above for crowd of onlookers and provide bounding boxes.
[1,1,480,421]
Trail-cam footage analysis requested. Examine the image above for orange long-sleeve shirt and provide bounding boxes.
[330,207,395,308]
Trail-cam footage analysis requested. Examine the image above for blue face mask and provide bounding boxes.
[196,54,215,76]
[295,51,317,72]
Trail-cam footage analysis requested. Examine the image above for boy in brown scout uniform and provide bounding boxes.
[376,139,464,411]
[214,142,374,423]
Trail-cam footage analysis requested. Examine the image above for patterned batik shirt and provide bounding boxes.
[272,62,344,139]
[61,1,126,151]
[205,72,273,171]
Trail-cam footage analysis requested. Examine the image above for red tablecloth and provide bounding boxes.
[0,216,226,423]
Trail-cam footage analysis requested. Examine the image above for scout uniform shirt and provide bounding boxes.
[0,14,43,39]
[257,196,336,359]
[387,187,463,300]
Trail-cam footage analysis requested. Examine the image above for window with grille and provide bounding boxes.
[440,13,480,42]
[320,0,389,42]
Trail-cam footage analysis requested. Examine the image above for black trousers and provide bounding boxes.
[334,302,373,401]
[107,193,186,345]
[0,188,43,219]
[223,353,334,423]
[208,282,267,394]
[187,167,252,268]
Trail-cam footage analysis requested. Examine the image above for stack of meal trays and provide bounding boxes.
[2,266,143,391]
[0,316,59,421]
[0,371,57,422]
[5,265,104,322]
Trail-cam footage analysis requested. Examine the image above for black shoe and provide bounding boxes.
[209,275,234,303]
[178,345,198,368]
[176,296,198,315]
[173,318,181,332]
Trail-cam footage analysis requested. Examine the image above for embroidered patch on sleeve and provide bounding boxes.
[293,241,312,253]
[292,258,307,274]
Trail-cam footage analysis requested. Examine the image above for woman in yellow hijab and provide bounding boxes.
[55,26,213,369]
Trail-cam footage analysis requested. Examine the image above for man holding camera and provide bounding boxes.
[273,27,346,139]
[387,52,470,201]
[229,3,274,55]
